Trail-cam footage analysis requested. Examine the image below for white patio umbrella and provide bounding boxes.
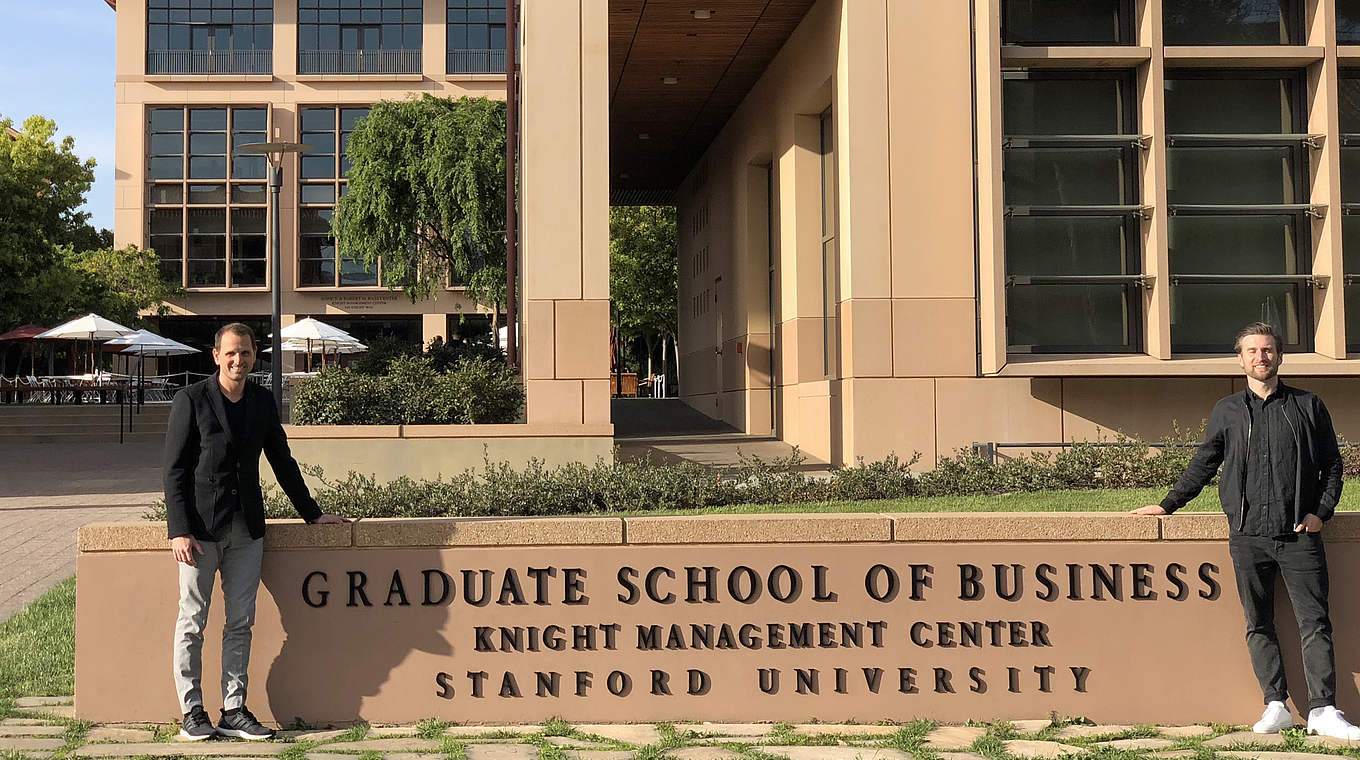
[263,335,367,370]
[36,313,136,376]
[106,330,200,403]
[279,317,357,342]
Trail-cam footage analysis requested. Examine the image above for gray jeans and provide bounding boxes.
[172,512,263,713]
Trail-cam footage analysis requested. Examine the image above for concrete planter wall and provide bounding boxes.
[76,512,1360,725]
[272,423,615,488]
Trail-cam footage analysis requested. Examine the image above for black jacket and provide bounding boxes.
[164,374,321,541]
[1161,384,1344,529]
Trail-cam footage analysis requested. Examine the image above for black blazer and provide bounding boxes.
[164,374,322,541]
[1161,384,1344,529]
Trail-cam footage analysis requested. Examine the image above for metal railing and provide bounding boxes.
[447,48,506,74]
[147,49,273,74]
[298,49,421,74]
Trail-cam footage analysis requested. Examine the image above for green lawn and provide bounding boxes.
[0,575,75,704]
[615,481,1360,516]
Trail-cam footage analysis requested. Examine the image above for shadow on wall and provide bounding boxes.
[260,549,452,725]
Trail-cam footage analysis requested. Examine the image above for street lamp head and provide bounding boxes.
[235,141,314,164]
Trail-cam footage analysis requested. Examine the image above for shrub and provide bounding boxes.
[291,355,523,425]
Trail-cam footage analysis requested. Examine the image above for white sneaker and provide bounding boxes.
[1254,701,1294,733]
[1307,706,1360,740]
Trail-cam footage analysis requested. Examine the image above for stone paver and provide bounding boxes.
[367,726,416,736]
[0,738,64,751]
[316,737,441,751]
[1306,735,1360,748]
[1153,751,1200,759]
[72,742,287,756]
[0,726,66,736]
[1158,725,1214,738]
[84,727,156,743]
[463,746,539,760]
[1010,720,1054,734]
[1100,738,1177,750]
[565,752,635,760]
[939,753,990,760]
[687,723,773,737]
[0,441,161,623]
[574,724,662,745]
[446,725,543,738]
[15,704,75,719]
[305,753,359,760]
[1053,725,1133,740]
[664,749,742,759]
[0,720,49,726]
[12,697,72,707]
[278,729,354,742]
[1219,752,1340,760]
[544,736,611,748]
[923,726,986,750]
[792,724,903,736]
[1205,732,1288,748]
[1002,739,1086,758]
[759,748,911,760]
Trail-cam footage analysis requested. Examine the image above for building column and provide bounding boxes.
[519,0,611,426]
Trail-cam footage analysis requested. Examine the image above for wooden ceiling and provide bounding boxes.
[609,0,816,204]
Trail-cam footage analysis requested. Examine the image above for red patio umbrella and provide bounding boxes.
[0,324,52,376]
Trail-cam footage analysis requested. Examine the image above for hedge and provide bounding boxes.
[290,355,523,425]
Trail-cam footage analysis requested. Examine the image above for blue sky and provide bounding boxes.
[1,3,117,233]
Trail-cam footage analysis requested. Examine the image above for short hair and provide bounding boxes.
[213,322,256,350]
[1233,322,1283,354]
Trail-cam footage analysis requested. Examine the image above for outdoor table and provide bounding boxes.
[40,383,124,405]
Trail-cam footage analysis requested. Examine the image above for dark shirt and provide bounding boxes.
[1241,387,1297,537]
[210,393,249,538]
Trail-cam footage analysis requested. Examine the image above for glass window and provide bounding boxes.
[447,0,507,73]
[1340,0,1360,44]
[1008,284,1132,350]
[298,106,376,287]
[1341,75,1360,351]
[1002,71,1140,353]
[1163,0,1301,45]
[1003,78,1126,135]
[1165,71,1311,352]
[1001,0,1128,45]
[147,0,273,74]
[300,0,421,73]
[145,106,268,289]
[1164,77,1297,134]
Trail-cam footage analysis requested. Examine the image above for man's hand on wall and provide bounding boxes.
[1295,514,1323,533]
[1131,505,1167,516]
[171,535,203,567]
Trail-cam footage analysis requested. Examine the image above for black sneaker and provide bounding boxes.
[179,705,215,741]
[217,707,275,741]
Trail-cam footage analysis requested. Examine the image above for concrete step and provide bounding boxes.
[0,432,165,444]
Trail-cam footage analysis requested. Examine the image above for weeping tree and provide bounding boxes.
[332,95,508,330]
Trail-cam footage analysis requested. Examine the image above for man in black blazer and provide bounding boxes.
[165,323,346,741]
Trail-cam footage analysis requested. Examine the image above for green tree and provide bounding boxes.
[0,115,113,328]
[609,206,678,383]
[332,95,508,319]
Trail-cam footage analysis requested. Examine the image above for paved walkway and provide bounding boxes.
[0,442,162,623]
[4,700,1359,760]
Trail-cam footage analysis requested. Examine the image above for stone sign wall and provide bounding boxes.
[75,513,1360,724]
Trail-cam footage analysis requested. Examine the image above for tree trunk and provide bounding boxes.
[644,334,656,380]
[660,334,670,397]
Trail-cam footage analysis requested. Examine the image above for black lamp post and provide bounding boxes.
[234,140,312,412]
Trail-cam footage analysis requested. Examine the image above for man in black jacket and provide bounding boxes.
[165,323,346,741]
[1134,322,1355,738]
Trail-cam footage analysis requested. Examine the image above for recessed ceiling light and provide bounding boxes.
[661,76,679,85]
[692,9,714,19]
[638,132,651,140]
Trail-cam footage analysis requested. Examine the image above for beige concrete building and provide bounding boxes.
[109,0,1360,466]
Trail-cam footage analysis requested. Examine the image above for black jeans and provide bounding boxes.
[1228,532,1335,710]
